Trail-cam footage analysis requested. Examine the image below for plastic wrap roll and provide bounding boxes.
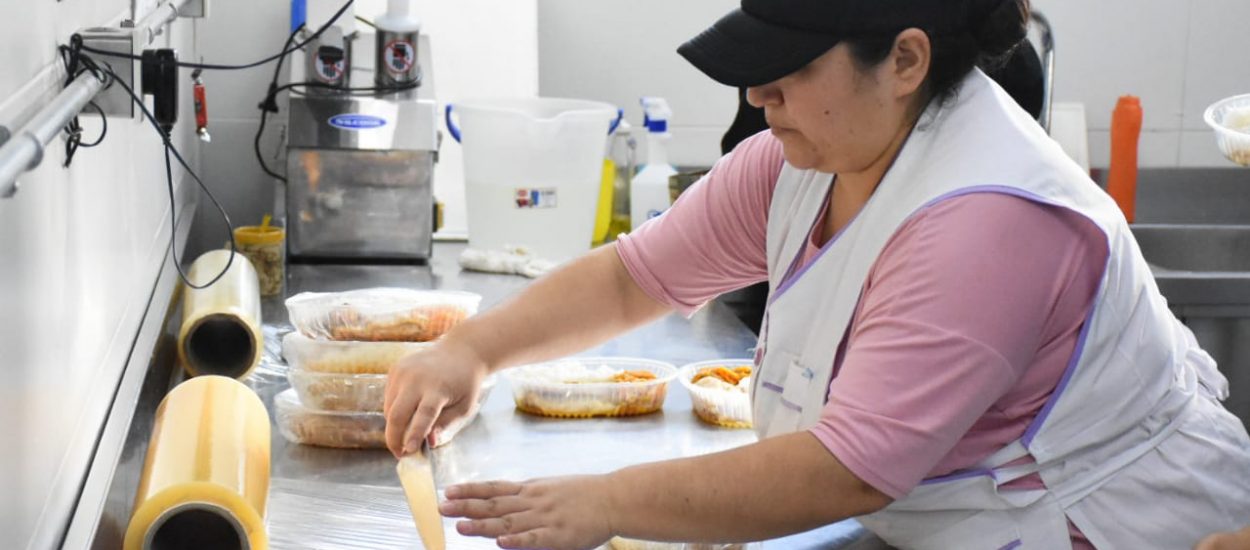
[178,249,264,379]
[124,375,271,550]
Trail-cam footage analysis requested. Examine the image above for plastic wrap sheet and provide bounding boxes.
[267,478,499,550]
[267,479,782,550]
[178,250,264,379]
[254,324,294,379]
[123,376,270,550]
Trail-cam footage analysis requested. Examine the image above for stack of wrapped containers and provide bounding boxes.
[275,288,488,449]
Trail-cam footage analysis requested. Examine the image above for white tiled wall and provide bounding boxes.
[538,0,1250,169]
[0,1,200,547]
[537,0,739,167]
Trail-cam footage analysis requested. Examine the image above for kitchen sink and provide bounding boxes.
[1126,168,1250,424]
[1131,224,1250,307]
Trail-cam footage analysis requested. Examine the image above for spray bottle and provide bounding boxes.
[374,0,422,88]
[630,97,677,230]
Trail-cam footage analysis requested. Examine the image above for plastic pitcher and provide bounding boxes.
[447,98,621,263]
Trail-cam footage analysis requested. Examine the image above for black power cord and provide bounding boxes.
[253,28,421,184]
[58,44,109,167]
[254,25,305,183]
[105,60,240,289]
[61,41,238,289]
[74,0,355,71]
[55,0,415,286]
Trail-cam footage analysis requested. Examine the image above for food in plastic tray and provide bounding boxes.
[290,367,497,413]
[276,389,387,449]
[275,381,494,448]
[286,288,482,342]
[679,360,754,429]
[282,331,431,374]
[505,357,677,418]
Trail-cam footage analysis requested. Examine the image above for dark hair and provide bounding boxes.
[845,0,1031,105]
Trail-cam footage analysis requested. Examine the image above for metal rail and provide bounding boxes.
[0,0,195,198]
[0,70,106,198]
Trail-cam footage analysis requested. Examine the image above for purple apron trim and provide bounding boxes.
[919,467,997,486]
[759,383,803,411]
[1023,300,1100,447]
[910,185,1111,449]
[769,181,842,306]
[997,540,1023,550]
[771,184,1069,306]
[763,184,1113,452]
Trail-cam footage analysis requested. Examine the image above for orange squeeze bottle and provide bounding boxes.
[1107,95,1143,222]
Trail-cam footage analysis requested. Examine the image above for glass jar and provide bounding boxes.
[233,224,285,297]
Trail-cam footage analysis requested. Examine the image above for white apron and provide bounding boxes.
[752,69,1250,549]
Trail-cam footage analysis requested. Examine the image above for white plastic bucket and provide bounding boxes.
[447,98,620,263]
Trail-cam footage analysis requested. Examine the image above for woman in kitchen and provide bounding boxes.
[385,0,1250,548]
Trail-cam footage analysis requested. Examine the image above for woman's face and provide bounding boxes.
[746,37,926,175]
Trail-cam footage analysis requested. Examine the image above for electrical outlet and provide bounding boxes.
[77,27,137,118]
[180,0,208,18]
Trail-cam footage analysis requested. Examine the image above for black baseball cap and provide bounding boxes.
[678,0,966,88]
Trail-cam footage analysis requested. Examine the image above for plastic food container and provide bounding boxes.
[286,288,482,342]
[679,360,754,429]
[505,357,677,418]
[290,367,498,413]
[282,331,432,374]
[276,389,387,449]
[288,369,387,412]
[275,382,495,448]
[1205,94,1250,167]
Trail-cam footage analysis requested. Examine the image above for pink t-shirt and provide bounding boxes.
[617,131,1106,547]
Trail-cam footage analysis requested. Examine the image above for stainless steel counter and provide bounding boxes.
[84,242,884,549]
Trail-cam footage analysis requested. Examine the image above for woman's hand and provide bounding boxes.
[384,341,489,456]
[440,476,618,550]
[1196,527,1250,550]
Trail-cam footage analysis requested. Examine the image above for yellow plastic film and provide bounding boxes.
[397,452,446,550]
[178,249,264,379]
[124,375,271,550]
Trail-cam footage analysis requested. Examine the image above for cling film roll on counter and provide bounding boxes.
[178,250,264,378]
[124,376,271,550]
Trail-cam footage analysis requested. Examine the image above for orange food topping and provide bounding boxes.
[611,370,658,383]
[691,365,752,386]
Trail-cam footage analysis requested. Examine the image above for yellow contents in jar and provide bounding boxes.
[233,219,285,296]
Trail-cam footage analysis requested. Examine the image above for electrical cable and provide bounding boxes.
[64,42,239,289]
[254,24,305,184]
[269,79,419,98]
[252,32,420,183]
[62,101,107,167]
[58,44,110,167]
[55,0,415,286]
[111,63,239,289]
[74,0,355,71]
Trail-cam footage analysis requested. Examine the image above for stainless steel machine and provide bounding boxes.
[283,1,439,262]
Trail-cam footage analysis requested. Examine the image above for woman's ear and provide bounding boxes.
[890,28,931,98]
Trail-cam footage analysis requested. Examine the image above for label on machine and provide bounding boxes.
[328,114,389,131]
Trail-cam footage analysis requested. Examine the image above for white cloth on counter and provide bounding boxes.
[458,246,557,278]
